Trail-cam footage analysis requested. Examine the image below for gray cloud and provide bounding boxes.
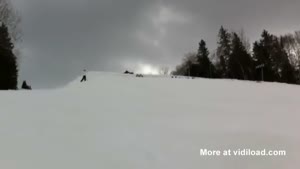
[10,0,300,88]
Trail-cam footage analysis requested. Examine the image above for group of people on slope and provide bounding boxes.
[80,69,147,83]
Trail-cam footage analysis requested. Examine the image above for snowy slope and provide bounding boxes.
[0,72,299,169]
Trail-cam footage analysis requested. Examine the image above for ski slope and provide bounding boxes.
[0,72,299,169]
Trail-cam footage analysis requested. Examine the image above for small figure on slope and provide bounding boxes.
[21,81,32,90]
[124,70,134,75]
[81,69,87,82]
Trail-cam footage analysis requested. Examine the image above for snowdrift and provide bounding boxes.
[0,71,299,169]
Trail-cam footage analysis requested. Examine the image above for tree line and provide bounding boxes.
[173,26,300,85]
[0,0,19,90]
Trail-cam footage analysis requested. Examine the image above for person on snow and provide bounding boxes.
[80,69,87,82]
[21,81,32,90]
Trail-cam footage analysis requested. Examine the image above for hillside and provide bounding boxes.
[0,72,299,169]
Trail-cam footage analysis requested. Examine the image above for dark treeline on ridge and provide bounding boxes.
[0,0,20,90]
[173,26,300,85]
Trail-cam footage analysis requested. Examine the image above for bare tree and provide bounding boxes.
[238,28,251,53]
[281,31,300,81]
[282,33,300,69]
[295,31,300,44]
[0,0,21,42]
[294,32,300,64]
[172,52,197,76]
[159,66,170,75]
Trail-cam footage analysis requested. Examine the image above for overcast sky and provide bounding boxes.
[10,0,300,88]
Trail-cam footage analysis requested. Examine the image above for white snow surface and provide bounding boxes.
[0,71,299,169]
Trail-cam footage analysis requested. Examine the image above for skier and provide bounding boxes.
[80,69,87,82]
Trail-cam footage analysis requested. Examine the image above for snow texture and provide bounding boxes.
[0,72,299,169]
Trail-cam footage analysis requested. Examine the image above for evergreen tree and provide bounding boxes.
[253,30,297,83]
[228,33,254,80]
[216,26,231,78]
[196,40,214,78]
[253,30,278,82]
[0,23,18,90]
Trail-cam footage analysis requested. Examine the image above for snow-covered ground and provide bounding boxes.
[0,72,299,169]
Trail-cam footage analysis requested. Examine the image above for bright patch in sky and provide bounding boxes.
[137,64,160,75]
